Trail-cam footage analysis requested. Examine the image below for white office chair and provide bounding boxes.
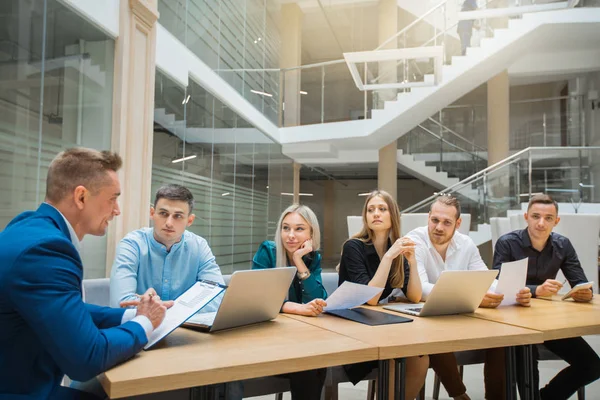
[347,216,363,237]
[490,217,512,249]
[552,214,600,293]
[509,214,527,231]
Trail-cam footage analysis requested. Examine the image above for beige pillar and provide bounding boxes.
[106,0,159,276]
[293,162,301,204]
[323,180,335,259]
[487,70,510,166]
[377,0,399,107]
[280,4,302,127]
[378,141,398,200]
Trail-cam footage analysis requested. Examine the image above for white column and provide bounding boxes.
[106,0,159,276]
[378,141,398,200]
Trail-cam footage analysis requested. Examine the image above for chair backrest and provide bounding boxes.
[347,216,362,238]
[400,214,428,236]
[490,217,512,250]
[82,278,110,307]
[552,214,600,293]
[321,272,339,297]
[509,214,526,231]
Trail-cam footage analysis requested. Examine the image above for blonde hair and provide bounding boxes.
[274,204,321,268]
[343,190,405,288]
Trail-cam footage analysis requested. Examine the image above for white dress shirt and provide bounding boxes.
[406,226,489,298]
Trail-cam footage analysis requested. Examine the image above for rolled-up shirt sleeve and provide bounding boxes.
[196,238,225,313]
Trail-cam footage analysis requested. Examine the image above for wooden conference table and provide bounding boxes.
[100,298,600,400]
[468,296,600,341]
[287,306,543,400]
[465,296,600,399]
[99,315,378,399]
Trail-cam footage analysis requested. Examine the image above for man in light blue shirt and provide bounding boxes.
[110,184,224,311]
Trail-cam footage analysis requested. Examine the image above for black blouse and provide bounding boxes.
[339,238,410,300]
[338,238,412,385]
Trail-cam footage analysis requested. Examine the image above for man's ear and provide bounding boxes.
[524,212,528,221]
[74,186,87,210]
[187,213,196,227]
[554,216,560,226]
[455,217,462,230]
[150,207,155,218]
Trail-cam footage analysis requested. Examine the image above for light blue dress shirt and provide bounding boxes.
[110,227,224,312]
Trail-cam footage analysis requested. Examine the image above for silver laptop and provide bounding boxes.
[383,270,498,317]
[184,267,296,332]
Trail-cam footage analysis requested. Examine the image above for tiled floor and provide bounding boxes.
[250,335,600,400]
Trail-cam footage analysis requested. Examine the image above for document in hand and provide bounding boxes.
[495,258,528,306]
[323,281,383,311]
[144,280,226,349]
[562,281,594,300]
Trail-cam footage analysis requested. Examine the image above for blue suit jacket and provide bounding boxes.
[0,204,148,399]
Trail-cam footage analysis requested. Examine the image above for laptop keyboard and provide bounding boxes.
[187,311,217,326]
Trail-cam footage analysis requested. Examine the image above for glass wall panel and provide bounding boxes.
[0,0,114,278]
[152,70,293,273]
[157,0,281,124]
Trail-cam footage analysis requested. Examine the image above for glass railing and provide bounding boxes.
[433,95,586,151]
[398,121,487,181]
[403,146,600,228]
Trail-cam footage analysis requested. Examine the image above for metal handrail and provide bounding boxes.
[413,124,473,155]
[425,117,487,153]
[403,146,600,213]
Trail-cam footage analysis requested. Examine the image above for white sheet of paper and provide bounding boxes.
[144,281,225,349]
[495,258,528,306]
[324,281,383,311]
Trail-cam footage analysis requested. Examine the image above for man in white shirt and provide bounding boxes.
[406,195,531,400]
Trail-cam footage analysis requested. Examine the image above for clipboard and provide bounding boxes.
[144,280,226,349]
[327,308,413,326]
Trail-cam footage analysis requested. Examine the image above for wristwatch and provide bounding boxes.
[297,270,311,281]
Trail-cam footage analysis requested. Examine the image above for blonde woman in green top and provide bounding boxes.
[252,204,328,399]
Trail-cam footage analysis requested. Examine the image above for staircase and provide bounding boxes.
[403,146,600,246]
[280,7,600,153]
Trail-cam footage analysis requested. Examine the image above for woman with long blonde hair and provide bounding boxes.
[338,190,428,399]
[252,204,327,399]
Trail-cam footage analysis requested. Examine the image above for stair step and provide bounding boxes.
[465,46,483,58]
[479,37,496,48]
[508,18,523,30]
[450,55,469,68]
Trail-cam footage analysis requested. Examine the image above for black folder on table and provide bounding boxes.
[326,308,412,326]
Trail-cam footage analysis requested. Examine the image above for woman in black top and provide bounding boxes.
[339,189,428,399]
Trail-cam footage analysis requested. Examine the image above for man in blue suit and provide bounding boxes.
[0,148,170,399]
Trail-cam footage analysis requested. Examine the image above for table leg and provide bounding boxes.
[521,344,535,400]
[505,346,516,400]
[394,358,406,400]
[378,360,390,400]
